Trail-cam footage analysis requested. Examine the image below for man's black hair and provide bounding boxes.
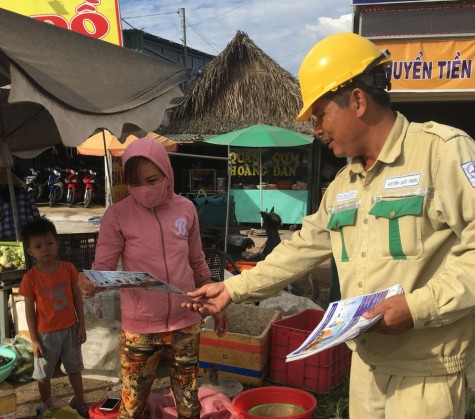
[325,65,392,109]
[22,216,58,248]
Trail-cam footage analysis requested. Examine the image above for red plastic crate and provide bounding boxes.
[269,309,352,393]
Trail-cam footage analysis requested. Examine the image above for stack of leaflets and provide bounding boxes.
[83,270,184,294]
[286,284,404,362]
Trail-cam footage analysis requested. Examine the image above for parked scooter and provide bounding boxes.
[82,169,97,208]
[24,168,46,201]
[46,167,64,207]
[64,168,82,207]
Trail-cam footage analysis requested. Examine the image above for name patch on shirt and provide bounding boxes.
[336,190,357,202]
[384,173,421,190]
[461,161,475,187]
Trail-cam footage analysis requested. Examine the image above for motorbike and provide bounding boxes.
[46,167,64,207]
[24,168,46,201]
[64,168,82,208]
[243,208,319,302]
[83,169,97,208]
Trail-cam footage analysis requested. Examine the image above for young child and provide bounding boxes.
[18,217,89,418]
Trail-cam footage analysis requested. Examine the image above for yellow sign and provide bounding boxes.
[375,39,475,91]
[230,151,301,177]
[0,0,123,45]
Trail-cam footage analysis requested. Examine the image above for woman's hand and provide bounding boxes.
[212,311,229,338]
[78,272,100,299]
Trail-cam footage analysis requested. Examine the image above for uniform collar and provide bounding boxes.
[347,112,409,176]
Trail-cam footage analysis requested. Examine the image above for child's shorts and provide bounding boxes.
[33,323,84,381]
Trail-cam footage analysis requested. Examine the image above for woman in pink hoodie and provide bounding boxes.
[79,137,227,418]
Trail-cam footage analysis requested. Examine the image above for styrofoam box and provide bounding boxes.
[199,303,281,385]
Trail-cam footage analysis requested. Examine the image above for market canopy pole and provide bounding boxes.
[0,141,20,240]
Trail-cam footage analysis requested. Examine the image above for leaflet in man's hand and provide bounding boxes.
[286,284,404,362]
[83,270,184,294]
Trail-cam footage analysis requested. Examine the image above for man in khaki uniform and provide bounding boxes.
[183,33,475,418]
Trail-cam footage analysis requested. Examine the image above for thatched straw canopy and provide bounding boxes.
[163,31,312,136]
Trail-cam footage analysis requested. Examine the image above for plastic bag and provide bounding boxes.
[36,406,79,418]
[1,334,34,382]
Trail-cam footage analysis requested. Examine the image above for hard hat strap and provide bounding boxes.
[358,72,392,91]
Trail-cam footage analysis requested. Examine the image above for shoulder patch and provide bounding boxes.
[422,122,468,142]
[461,162,475,188]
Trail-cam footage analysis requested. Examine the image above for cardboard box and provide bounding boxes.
[9,294,30,341]
[199,303,281,385]
[0,383,14,399]
[269,309,351,393]
[0,393,16,417]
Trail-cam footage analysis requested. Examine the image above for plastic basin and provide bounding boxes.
[232,386,317,418]
[89,400,120,418]
[0,347,17,383]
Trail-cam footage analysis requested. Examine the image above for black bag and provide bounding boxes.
[193,194,235,227]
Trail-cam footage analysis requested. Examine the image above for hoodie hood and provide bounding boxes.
[122,137,175,199]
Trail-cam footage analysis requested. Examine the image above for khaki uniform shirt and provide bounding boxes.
[225,112,475,377]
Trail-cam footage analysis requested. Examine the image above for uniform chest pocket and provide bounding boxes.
[327,208,357,262]
[369,195,424,260]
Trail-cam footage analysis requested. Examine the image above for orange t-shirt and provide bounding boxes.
[18,261,78,333]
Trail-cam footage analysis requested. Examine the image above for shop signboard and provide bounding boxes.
[230,149,308,181]
[0,0,122,45]
[375,39,475,91]
[352,0,454,4]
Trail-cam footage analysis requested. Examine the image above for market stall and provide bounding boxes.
[228,145,312,225]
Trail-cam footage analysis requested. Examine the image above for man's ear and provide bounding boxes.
[350,88,367,116]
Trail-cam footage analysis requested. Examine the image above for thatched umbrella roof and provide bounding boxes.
[163,31,313,136]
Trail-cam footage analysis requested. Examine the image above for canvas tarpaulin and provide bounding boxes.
[0,7,189,239]
[0,7,189,157]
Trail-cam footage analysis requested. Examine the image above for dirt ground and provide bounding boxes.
[8,205,332,418]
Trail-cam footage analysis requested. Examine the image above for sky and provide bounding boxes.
[118,0,353,77]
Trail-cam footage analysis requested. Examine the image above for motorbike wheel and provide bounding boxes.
[49,189,58,207]
[68,189,76,208]
[287,272,319,302]
[84,189,92,208]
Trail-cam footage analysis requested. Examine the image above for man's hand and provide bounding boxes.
[213,312,229,338]
[363,294,414,335]
[78,272,99,299]
[181,282,231,316]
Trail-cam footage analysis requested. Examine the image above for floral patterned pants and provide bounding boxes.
[118,324,201,418]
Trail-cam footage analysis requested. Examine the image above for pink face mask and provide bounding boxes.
[128,178,169,208]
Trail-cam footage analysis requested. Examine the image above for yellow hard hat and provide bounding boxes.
[296,32,391,121]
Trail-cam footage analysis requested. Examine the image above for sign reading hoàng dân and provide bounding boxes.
[0,0,122,45]
[375,39,475,91]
